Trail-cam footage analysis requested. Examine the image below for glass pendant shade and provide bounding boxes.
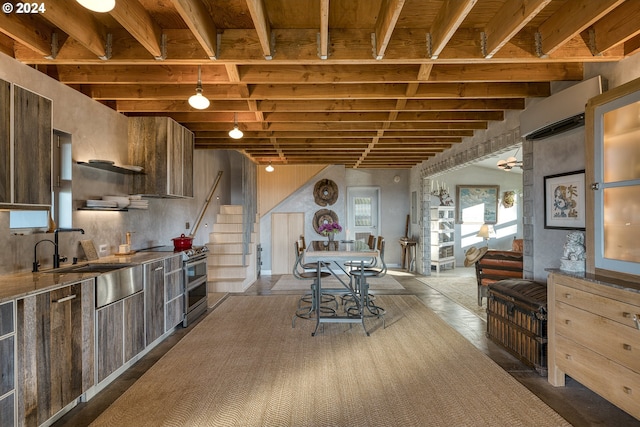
[76,0,115,12]
[265,163,274,172]
[229,125,243,139]
[188,88,210,110]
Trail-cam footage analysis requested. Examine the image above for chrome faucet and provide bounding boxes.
[33,239,55,272]
[53,228,85,269]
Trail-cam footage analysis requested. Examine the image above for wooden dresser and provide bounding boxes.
[548,271,640,419]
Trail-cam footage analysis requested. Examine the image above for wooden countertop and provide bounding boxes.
[0,251,182,303]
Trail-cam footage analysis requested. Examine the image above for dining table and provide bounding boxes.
[304,240,379,336]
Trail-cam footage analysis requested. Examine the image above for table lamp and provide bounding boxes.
[476,224,495,247]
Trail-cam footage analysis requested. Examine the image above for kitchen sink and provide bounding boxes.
[44,263,136,274]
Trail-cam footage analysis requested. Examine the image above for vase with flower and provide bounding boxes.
[318,222,342,242]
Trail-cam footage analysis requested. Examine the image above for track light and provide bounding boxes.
[265,162,274,172]
[229,112,243,139]
[76,0,115,12]
[188,66,209,110]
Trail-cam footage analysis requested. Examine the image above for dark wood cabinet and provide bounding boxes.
[16,280,94,427]
[144,260,165,345]
[128,117,194,198]
[0,301,15,427]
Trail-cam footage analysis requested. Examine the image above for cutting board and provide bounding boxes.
[80,239,99,260]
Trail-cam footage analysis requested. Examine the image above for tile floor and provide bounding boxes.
[55,268,640,427]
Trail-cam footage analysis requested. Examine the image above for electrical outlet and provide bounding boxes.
[185,222,190,229]
[99,244,108,256]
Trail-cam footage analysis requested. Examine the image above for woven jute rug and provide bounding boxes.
[271,273,404,291]
[417,275,487,320]
[90,295,569,427]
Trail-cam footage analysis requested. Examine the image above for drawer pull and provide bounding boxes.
[563,293,572,299]
[634,314,640,330]
[154,266,164,272]
[623,343,632,351]
[565,354,572,360]
[623,312,632,318]
[54,294,77,303]
[623,386,632,395]
[564,319,571,325]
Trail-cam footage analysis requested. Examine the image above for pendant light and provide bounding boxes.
[188,66,210,110]
[497,148,523,171]
[228,112,243,139]
[76,0,115,12]
[265,162,274,172]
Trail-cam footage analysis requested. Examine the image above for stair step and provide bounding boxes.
[216,213,243,224]
[221,205,243,215]
[208,253,246,266]
[209,233,243,243]
[212,223,243,233]
[207,242,246,254]
[208,265,247,279]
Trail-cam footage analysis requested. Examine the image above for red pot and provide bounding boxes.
[172,234,193,250]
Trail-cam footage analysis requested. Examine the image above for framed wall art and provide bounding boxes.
[544,170,586,230]
[455,185,499,224]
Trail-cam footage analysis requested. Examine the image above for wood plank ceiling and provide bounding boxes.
[1,0,639,169]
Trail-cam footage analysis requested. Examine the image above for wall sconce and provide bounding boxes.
[476,223,495,246]
[265,162,274,172]
[228,112,243,139]
[497,148,523,171]
[188,65,210,110]
[76,0,115,12]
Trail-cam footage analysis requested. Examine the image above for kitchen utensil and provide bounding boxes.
[172,234,193,250]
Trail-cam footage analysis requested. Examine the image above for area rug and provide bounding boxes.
[271,274,404,291]
[90,295,569,427]
[417,276,487,320]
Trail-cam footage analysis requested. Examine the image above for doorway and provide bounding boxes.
[346,187,380,242]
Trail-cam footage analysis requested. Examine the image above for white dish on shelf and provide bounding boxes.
[102,196,130,208]
[88,159,115,165]
[121,165,143,172]
[86,200,118,208]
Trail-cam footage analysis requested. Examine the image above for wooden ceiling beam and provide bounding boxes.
[109,0,164,59]
[171,0,219,60]
[429,0,477,59]
[194,130,471,139]
[318,0,329,59]
[483,0,551,58]
[245,0,273,59]
[537,0,625,56]
[373,0,406,60]
[625,34,640,56]
[0,14,53,57]
[186,121,487,132]
[56,64,229,84]
[260,111,501,122]
[587,1,640,55]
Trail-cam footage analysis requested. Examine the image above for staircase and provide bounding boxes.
[207,205,258,295]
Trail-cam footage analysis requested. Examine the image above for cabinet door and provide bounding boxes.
[165,269,184,331]
[123,292,145,363]
[167,118,184,197]
[182,127,194,197]
[13,85,52,206]
[145,260,165,345]
[0,79,10,204]
[0,301,15,427]
[96,300,123,383]
[17,282,90,426]
[271,213,304,274]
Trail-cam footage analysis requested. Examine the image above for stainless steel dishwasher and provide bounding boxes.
[95,264,144,308]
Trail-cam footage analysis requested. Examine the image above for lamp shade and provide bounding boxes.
[265,163,274,172]
[188,90,209,110]
[229,125,243,139]
[476,224,495,239]
[76,0,115,12]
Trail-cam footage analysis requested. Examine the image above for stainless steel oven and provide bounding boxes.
[182,248,208,327]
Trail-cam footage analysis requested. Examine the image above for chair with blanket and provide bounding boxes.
[472,239,524,306]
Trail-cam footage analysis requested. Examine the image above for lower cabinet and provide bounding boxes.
[0,301,15,427]
[164,255,184,331]
[96,291,144,384]
[144,260,165,345]
[16,279,94,427]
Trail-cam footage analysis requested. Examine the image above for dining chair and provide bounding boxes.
[291,241,335,327]
[344,237,386,324]
[344,235,378,272]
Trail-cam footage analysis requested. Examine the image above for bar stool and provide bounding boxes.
[345,238,386,324]
[292,241,335,327]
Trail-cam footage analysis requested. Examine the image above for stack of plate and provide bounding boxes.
[102,195,130,208]
[128,195,148,210]
[86,200,118,208]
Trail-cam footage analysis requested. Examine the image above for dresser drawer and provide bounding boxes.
[555,334,640,419]
[555,283,640,329]
[556,301,640,372]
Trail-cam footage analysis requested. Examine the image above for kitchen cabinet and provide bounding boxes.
[585,76,640,279]
[0,81,52,208]
[548,272,640,419]
[0,301,15,427]
[96,291,144,384]
[430,206,456,272]
[128,117,194,198]
[16,279,94,426]
[144,260,165,345]
[164,254,184,332]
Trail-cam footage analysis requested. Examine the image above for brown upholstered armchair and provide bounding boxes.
[475,249,523,306]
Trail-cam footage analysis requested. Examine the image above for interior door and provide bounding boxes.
[347,187,380,242]
[271,213,304,274]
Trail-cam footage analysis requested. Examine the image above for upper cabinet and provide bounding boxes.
[0,80,52,208]
[128,117,194,198]
[585,76,640,280]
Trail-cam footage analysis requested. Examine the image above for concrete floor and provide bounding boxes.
[55,268,640,427]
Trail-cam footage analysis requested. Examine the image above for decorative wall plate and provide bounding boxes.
[313,209,338,234]
[313,179,338,206]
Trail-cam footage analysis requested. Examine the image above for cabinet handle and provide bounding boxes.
[54,294,77,303]
[623,312,632,318]
[634,314,640,330]
[623,343,632,351]
[623,386,632,395]
[564,319,571,325]
[563,293,572,299]
[154,266,164,272]
[565,354,572,360]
